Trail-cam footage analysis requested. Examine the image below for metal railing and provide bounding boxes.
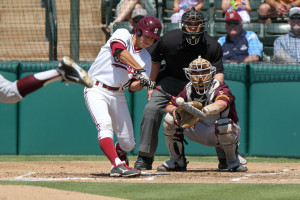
[45,0,58,61]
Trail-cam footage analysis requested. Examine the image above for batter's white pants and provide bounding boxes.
[84,86,135,152]
[0,74,23,103]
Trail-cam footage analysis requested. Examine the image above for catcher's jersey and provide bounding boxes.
[170,79,239,124]
[88,29,152,88]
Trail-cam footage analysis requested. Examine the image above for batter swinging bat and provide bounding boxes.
[154,86,207,118]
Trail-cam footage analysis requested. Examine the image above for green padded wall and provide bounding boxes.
[224,64,248,155]
[249,64,300,158]
[0,62,19,154]
[18,62,100,155]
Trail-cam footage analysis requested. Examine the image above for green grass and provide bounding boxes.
[0,181,300,200]
[1,155,300,200]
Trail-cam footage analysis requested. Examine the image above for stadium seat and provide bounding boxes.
[263,23,290,57]
[110,22,133,35]
[249,0,263,22]
[102,0,119,27]
[213,0,225,22]
[243,23,263,39]
[163,22,181,34]
[213,22,227,39]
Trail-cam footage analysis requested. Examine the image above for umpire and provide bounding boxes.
[134,8,225,170]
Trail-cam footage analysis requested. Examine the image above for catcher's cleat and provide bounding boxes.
[115,142,129,166]
[229,165,248,172]
[57,56,93,88]
[110,162,141,177]
[134,155,153,170]
[157,159,188,172]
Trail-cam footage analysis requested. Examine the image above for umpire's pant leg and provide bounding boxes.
[138,96,168,156]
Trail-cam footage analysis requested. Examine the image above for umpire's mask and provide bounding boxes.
[181,7,206,45]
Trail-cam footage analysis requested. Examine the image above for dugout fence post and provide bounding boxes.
[70,0,80,61]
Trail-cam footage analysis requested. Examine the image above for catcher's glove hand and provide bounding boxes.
[174,101,203,129]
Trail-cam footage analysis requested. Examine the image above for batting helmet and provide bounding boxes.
[135,16,162,40]
[181,7,206,45]
[183,57,216,95]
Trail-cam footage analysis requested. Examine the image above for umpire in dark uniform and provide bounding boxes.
[134,8,225,170]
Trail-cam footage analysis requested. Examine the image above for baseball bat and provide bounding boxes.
[154,86,206,118]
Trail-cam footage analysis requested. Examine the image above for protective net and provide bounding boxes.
[0,0,105,62]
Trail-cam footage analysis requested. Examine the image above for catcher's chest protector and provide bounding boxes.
[186,79,229,126]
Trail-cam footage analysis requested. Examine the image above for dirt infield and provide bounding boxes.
[0,160,299,199]
[1,161,300,184]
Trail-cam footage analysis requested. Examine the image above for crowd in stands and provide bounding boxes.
[106,0,300,63]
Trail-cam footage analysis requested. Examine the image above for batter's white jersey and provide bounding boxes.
[88,28,152,89]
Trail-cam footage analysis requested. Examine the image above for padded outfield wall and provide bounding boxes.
[0,62,300,158]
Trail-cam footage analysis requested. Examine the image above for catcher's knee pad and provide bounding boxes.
[164,133,186,167]
[163,113,179,136]
[215,118,239,145]
[215,118,240,170]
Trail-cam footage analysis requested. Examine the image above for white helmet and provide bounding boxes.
[183,57,216,95]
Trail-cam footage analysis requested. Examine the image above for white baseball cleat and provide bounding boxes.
[57,56,93,88]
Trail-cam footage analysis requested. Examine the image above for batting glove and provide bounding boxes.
[140,80,156,90]
[136,69,150,83]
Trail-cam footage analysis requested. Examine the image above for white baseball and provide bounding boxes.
[175,97,184,106]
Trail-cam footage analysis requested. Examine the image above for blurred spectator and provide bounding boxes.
[259,0,300,23]
[171,0,204,23]
[222,0,251,23]
[112,0,156,25]
[129,8,148,33]
[218,11,263,63]
[273,7,300,63]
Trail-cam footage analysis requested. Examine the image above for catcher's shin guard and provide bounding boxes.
[215,118,247,171]
[215,147,227,169]
[157,133,188,171]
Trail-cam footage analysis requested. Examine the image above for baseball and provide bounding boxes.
[176,97,184,106]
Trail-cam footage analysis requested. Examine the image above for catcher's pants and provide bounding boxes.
[0,74,23,103]
[138,76,187,157]
[183,121,241,147]
[84,86,135,152]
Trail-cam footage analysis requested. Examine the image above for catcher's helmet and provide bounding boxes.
[181,7,206,45]
[183,57,216,95]
[135,16,162,40]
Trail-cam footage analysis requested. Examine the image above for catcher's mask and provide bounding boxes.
[184,57,216,95]
[181,7,206,45]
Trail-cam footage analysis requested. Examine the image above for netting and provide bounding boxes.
[0,0,105,62]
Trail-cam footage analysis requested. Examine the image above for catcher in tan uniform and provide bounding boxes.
[157,57,248,172]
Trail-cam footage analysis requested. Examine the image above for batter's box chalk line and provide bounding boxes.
[231,168,290,182]
[13,171,169,182]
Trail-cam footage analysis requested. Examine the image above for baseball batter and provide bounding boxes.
[0,56,92,103]
[158,57,248,172]
[84,16,162,177]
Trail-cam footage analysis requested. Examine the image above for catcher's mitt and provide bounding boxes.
[175,101,203,128]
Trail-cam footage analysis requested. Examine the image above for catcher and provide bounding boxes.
[157,57,248,172]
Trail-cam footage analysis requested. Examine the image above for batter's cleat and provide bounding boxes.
[57,56,93,88]
[134,155,153,170]
[157,159,188,172]
[115,142,129,166]
[110,162,141,177]
[229,165,248,172]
